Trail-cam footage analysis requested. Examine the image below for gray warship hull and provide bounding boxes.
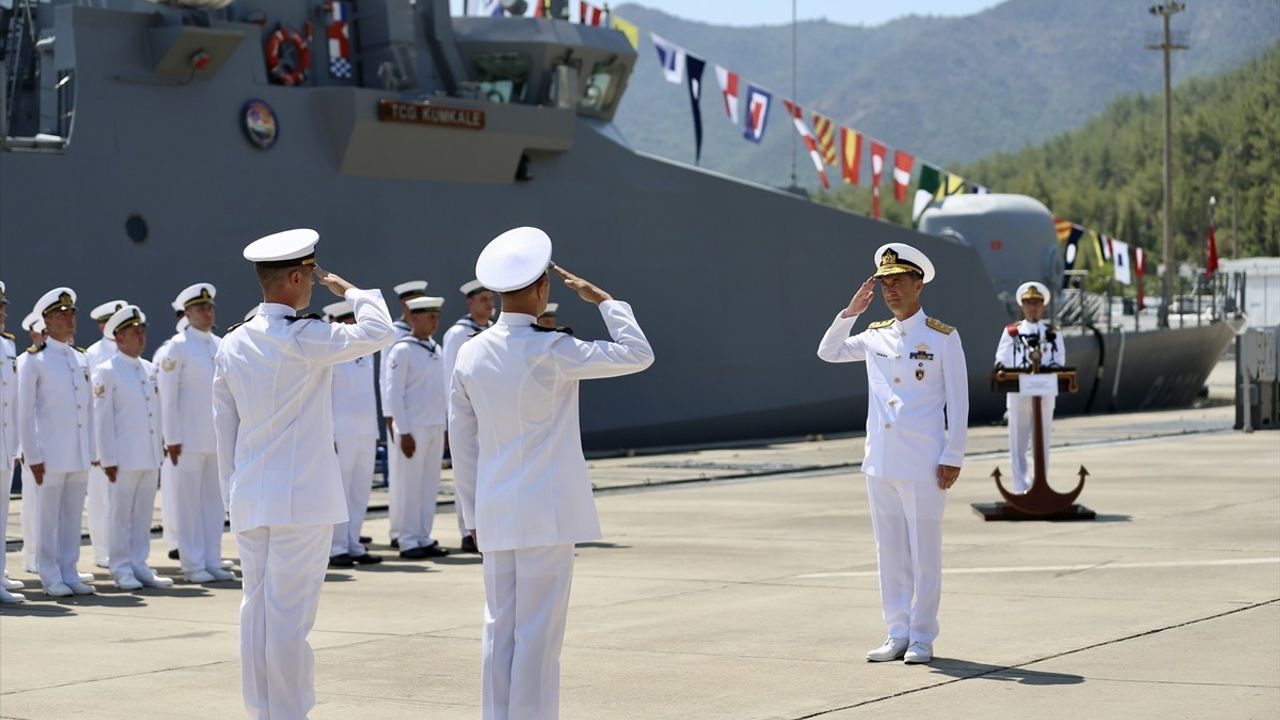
[0,3,1234,449]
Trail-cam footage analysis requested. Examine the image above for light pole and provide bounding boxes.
[1147,2,1187,329]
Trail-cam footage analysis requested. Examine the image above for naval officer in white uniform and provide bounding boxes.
[0,282,24,603]
[450,227,655,720]
[16,311,45,576]
[324,300,383,567]
[18,288,98,596]
[994,281,1066,494]
[153,303,187,559]
[160,282,232,583]
[384,295,449,559]
[817,243,968,665]
[84,298,128,568]
[213,229,395,720]
[92,305,173,590]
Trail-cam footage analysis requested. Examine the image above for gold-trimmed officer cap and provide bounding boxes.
[104,305,146,337]
[176,283,217,309]
[1016,281,1050,305]
[243,228,319,268]
[407,296,444,313]
[873,243,935,284]
[475,226,553,294]
[393,280,428,298]
[0,280,7,305]
[90,299,129,322]
[539,302,558,317]
[34,287,77,316]
[323,300,354,321]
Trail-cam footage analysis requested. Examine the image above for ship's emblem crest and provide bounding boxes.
[241,99,279,150]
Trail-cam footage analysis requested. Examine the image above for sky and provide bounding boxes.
[451,1,1006,27]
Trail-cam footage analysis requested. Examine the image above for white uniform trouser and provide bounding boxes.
[33,470,89,589]
[108,469,159,582]
[395,426,444,551]
[865,475,946,645]
[483,544,576,720]
[173,452,224,575]
[237,523,332,720]
[21,463,38,572]
[1,461,12,584]
[160,456,179,551]
[387,423,402,542]
[331,436,376,557]
[1007,394,1055,494]
[87,465,111,566]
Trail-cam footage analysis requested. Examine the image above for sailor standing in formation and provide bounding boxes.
[92,305,174,590]
[16,311,45,576]
[213,228,395,719]
[0,282,24,604]
[443,278,495,554]
[385,295,450,559]
[383,280,428,549]
[160,282,232,583]
[450,227,655,720]
[84,298,128,569]
[324,300,383,567]
[817,243,969,665]
[18,288,98,596]
[994,281,1066,494]
[154,304,187,560]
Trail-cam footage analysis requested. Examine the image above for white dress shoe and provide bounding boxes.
[903,641,933,664]
[45,582,74,597]
[866,637,910,662]
[77,572,94,582]
[184,570,216,583]
[68,581,97,595]
[219,559,234,569]
[206,567,234,581]
[3,575,25,590]
[115,575,144,591]
[0,588,26,604]
[135,568,175,588]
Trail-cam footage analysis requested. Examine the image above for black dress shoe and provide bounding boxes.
[399,547,430,560]
[359,536,373,545]
[389,538,400,549]
[167,549,181,560]
[351,553,383,565]
[328,554,355,568]
[459,535,478,554]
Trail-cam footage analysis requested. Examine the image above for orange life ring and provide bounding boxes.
[265,23,311,86]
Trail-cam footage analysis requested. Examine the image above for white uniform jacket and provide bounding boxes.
[17,338,95,473]
[1,333,18,462]
[332,354,378,440]
[378,319,412,417]
[93,354,163,472]
[994,319,1066,370]
[212,288,395,534]
[817,308,969,479]
[449,301,654,552]
[84,336,118,375]
[385,336,446,431]
[158,327,220,453]
[442,316,491,394]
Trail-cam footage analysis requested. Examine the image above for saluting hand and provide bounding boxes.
[314,266,355,298]
[937,465,960,490]
[843,276,877,318]
[554,266,612,305]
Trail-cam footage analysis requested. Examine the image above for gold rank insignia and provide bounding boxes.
[925,317,954,335]
[161,358,177,372]
[916,368,925,381]
[867,318,895,330]
[94,383,105,398]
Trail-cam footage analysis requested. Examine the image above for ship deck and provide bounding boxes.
[2,364,1277,719]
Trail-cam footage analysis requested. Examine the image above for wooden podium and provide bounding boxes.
[972,346,1095,521]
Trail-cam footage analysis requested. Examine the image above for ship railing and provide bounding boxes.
[1057,270,1246,334]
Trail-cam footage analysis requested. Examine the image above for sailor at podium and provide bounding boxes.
[994,281,1066,494]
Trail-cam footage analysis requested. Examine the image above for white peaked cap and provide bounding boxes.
[459,279,486,296]
[175,283,217,308]
[323,300,354,320]
[21,311,41,332]
[475,226,553,293]
[0,280,7,304]
[1016,281,1051,304]
[243,228,319,267]
[407,296,445,312]
[90,299,129,322]
[34,287,76,316]
[393,280,428,297]
[104,305,146,336]
[873,243,936,284]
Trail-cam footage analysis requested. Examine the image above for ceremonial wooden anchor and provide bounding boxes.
[973,341,1096,521]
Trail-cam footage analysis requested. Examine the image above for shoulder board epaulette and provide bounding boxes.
[74,346,87,353]
[926,318,955,335]
[26,344,44,354]
[530,324,574,335]
[285,313,322,323]
[867,319,895,330]
[1,331,14,340]
[1006,322,1019,336]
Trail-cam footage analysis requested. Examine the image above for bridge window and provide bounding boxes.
[578,61,624,116]
[471,53,530,104]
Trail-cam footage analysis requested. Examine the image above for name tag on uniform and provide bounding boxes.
[1018,373,1059,397]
